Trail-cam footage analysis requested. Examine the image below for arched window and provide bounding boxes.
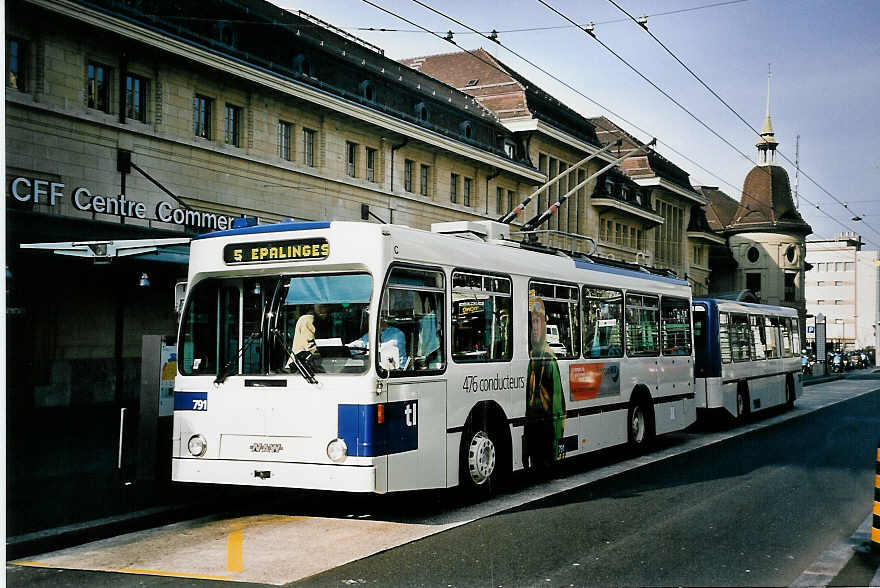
[459,120,473,139]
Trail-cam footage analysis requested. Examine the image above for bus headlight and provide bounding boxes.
[187,434,208,457]
[327,438,348,463]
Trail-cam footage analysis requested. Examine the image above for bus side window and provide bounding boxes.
[780,317,794,357]
[451,271,512,363]
[625,293,660,357]
[379,266,445,374]
[730,313,751,362]
[764,316,780,359]
[660,296,691,356]
[582,287,623,358]
[719,313,731,363]
[750,315,766,360]
[530,281,579,359]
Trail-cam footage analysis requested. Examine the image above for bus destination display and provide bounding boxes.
[223,238,330,264]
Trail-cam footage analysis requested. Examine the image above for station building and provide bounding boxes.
[5,0,550,536]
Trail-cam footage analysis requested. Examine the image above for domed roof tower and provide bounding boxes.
[711,69,812,337]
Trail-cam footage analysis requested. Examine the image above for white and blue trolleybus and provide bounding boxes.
[172,218,698,495]
[692,298,801,421]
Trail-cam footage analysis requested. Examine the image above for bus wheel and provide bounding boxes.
[735,385,750,423]
[459,421,505,498]
[627,396,654,453]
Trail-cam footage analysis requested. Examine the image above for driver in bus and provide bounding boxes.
[286,304,329,369]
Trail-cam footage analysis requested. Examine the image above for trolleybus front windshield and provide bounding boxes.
[180,273,373,377]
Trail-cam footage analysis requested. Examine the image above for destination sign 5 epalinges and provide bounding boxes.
[223,238,330,264]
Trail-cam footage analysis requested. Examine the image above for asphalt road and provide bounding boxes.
[292,388,880,587]
[7,377,880,587]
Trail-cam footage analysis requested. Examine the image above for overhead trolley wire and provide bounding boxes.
[360,0,866,246]
[602,0,880,244]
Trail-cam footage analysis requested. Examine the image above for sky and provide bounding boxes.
[272,0,880,249]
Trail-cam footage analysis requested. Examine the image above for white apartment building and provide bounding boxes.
[805,232,880,352]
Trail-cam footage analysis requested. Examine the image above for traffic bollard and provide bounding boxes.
[874,440,880,552]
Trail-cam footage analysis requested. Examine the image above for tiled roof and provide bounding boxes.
[733,165,812,235]
[696,186,740,231]
[400,49,601,146]
[589,117,695,192]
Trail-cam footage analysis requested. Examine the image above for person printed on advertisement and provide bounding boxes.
[524,295,566,470]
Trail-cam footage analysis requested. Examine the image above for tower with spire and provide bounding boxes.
[757,65,779,165]
[707,69,813,338]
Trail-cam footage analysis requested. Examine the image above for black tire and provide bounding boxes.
[735,385,750,424]
[627,395,655,453]
[458,418,506,499]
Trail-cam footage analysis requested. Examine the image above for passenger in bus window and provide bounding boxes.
[524,296,566,470]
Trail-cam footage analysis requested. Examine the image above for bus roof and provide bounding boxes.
[694,297,799,317]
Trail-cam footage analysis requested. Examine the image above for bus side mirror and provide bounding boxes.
[174,281,187,316]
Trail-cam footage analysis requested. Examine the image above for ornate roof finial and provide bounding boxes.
[757,63,778,165]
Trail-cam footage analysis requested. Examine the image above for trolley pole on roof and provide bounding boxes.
[497,138,625,225]
[520,138,657,234]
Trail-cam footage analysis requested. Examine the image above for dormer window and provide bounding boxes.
[465,78,479,87]
[635,190,643,205]
[459,120,473,139]
[503,139,516,159]
[359,80,375,101]
[604,178,614,196]
[293,54,313,77]
[621,186,630,201]
[218,22,237,47]
[415,102,429,122]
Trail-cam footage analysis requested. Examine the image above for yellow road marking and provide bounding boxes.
[227,530,244,573]
[11,561,235,581]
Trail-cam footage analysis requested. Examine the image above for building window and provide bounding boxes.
[125,73,147,122]
[88,62,111,113]
[496,187,504,214]
[508,190,515,215]
[450,173,458,203]
[366,147,376,182]
[420,164,430,196]
[844,262,854,271]
[278,121,292,160]
[302,128,316,166]
[463,177,472,207]
[404,159,414,192]
[817,299,825,305]
[347,141,358,177]
[193,94,212,139]
[746,272,761,297]
[503,140,516,159]
[224,104,242,147]
[817,280,825,287]
[7,38,26,91]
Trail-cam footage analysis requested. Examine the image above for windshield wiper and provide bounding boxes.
[271,328,318,385]
[214,330,262,384]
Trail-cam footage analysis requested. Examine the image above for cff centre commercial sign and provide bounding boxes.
[8,176,236,230]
